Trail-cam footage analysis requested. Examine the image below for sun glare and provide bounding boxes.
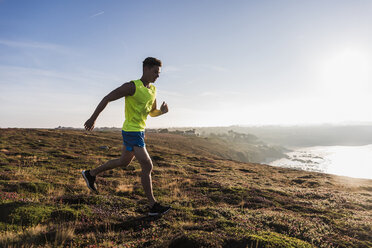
[320,48,371,97]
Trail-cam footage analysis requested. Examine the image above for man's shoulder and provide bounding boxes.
[126,81,136,86]
[121,81,136,96]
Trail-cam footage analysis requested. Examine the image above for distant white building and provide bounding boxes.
[171,130,185,135]
[146,129,158,133]
[184,129,199,136]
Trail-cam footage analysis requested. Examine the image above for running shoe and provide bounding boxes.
[82,170,98,192]
[148,202,171,216]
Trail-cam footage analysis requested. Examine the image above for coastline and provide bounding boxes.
[269,144,372,179]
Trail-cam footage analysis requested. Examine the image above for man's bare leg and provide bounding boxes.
[133,146,156,207]
[90,146,134,177]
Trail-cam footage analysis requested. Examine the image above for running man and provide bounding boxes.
[82,57,171,216]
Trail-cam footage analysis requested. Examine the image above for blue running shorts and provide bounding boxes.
[121,131,145,151]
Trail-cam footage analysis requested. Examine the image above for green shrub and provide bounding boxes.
[0,221,21,232]
[9,204,53,226]
[169,230,223,248]
[10,205,53,226]
[0,156,8,165]
[224,229,314,248]
[51,207,79,221]
[249,231,314,248]
[18,182,52,194]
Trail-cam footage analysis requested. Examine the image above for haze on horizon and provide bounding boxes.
[1,1,371,129]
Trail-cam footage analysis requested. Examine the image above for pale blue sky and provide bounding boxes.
[1,0,371,128]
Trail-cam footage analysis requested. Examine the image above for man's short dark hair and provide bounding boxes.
[143,57,162,68]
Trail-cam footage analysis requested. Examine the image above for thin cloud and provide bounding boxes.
[163,66,181,73]
[200,91,219,97]
[157,89,183,97]
[0,65,119,89]
[0,39,68,53]
[200,91,248,97]
[200,64,230,72]
[184,63,230,72]
[90,11,105,18]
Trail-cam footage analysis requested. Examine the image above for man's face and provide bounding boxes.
[145,65,161,83]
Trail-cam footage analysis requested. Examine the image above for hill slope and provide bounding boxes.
[0,129,371,247]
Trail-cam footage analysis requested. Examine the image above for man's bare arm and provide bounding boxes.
[149,99,169,117]
[84,82,135,131]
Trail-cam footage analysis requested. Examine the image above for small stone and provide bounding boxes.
[99,146,110,150]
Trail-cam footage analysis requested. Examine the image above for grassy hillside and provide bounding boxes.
[0,128,371,248]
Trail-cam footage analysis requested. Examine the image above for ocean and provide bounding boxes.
[269,144,372,179]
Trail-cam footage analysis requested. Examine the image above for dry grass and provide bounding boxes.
[115,184,134,194]
[0,128,371,247]
[0,224,49,247]
[54,224,75,246]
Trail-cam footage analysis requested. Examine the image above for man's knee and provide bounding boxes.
[140,159,153,174]
[118,155,133,167]
[118,158,127,167]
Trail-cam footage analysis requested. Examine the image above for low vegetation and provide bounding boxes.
[0,128,371,247]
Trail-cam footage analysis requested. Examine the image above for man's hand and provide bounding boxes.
[84,118,95,131]
[149,100,168,117]
[160,101,168,114]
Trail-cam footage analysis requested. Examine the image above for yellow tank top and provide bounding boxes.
[122,79,156,131]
